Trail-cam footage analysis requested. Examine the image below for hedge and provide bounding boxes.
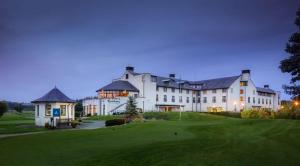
[105,119,126,126]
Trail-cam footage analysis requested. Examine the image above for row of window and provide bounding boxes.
[156,87,229,95]
[156,95,227,103]
[36,104,71,117]
[241,97,272,105]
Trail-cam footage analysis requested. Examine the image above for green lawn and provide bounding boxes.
[1,112,300,166]
[0,111,45,134]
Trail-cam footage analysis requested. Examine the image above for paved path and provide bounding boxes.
[0,120,106,139]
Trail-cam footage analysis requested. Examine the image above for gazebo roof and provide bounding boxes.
[32,87,76,103]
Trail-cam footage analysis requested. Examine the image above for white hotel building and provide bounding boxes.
[83,66,280,116]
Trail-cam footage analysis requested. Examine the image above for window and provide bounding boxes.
[186,97,190,103]
[60,105,66,116]
[179,96,182,103]
[203,90,207,94]
[186,90,189,94]
[172,96,175,102]
[36,105,39,117]
[253,90,256,95]
[258,98,261,104]
[134,94,138,98]
[231,88,233,93]
[203,97,207,103]
[125,74,129,79]
[193,97,196,103]
[269,100,272,105]
[179,89,183,93]
[253,97,255,104]
[248,97,250,103]
[45,104,51,116]
[172,88,175,93]
[156,87,159,92]
[156,94,159,102]
[212,90,217,93]
[212,96,216,103]
[240,81,248,86]
[196,91,200,96]
[222,89,227,93]
[163,95,167,102]
[240,96,244,102]
[163,87,167,92]
[197,97,201,103]
[151,76,157,82]
[262,99,264,104]
[222,96,227,103]
[266,99,268,104]
[240,89,244,94]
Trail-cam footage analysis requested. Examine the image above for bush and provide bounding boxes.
[71,120,79,128]
[105,119,126,126]
[143,112,170,120]
[0,101,8,118]
[207,112,241,118]
[241,109,274,119]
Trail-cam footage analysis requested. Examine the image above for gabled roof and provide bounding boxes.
[256,87,276,94]
[156,76,195,90]
[96,80,139,92]
[32,87,75,103]
[191,76,240,90]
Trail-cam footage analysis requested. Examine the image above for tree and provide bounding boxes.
[125,96,138,118]
[75,102,83,117]
[14,103,23,113]
[0,101,8,118]
[279,7,300,100]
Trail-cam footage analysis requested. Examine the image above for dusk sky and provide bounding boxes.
[0,0,299,102]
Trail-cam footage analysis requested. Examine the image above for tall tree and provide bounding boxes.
[125,96,138,117]
[0,101,8,118]
[14,103,23,113]
[279,7,300,100]
[75,102,83,117]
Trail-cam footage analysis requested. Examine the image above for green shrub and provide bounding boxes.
[105,119,126,126]
[207,112,241,118]
[143,112,170,120]
[71,120,79,128]
[241,109,275,119]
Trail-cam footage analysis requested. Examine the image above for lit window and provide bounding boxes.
[45,104,51,116]
[240,97,244,102]
[240,81,248,86]
[240,89,244,94]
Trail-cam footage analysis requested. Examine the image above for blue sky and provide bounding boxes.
[0,0,299,102]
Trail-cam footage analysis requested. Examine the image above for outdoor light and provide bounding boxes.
[233,101,237,105]
[241,103,245,106]
[295,101,299,106]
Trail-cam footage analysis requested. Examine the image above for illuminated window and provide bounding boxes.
[240,97,244,102]
[240,89,244,94]
[240,81,248,86]
[60,105,66,116]
[45,104,51,116]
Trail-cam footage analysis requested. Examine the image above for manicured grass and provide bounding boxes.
[0,111,45,134]
[1,112,300,166]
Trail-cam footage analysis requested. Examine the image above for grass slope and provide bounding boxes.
[1,112,300,166]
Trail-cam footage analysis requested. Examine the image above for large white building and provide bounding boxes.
[83,66,280,115]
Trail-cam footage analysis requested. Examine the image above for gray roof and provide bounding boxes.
[190,76,240,90]
[156,76,195,90]
[96,80,139,92]
[256,87,276,94]
[32,87,75,103]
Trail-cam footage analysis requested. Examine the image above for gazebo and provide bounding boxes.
[32,87,76,127]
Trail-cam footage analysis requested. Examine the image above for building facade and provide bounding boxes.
[82,67,280,115]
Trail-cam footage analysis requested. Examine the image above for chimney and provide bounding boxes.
[126,66,134,72]
[241,69,251,81]
[264,85,269,88]
[169,74,175,78]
